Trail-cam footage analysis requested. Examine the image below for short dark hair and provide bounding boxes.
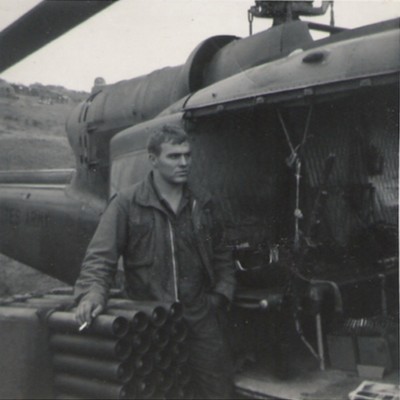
[147,125,188,156]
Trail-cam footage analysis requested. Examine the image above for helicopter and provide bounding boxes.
[0,1,398,399]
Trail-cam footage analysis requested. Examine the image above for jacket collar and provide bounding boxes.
[134,172,211,210]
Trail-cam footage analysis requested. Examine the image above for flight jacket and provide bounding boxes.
[74,173,236,307]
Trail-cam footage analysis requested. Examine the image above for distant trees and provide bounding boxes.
[3,80,89,103]
[0,79,17,99]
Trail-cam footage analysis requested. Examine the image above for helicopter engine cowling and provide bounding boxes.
[65,21,315,202]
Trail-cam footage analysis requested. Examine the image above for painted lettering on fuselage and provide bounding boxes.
[0,207,21,226]
[25,210,50,227]
[0,206,50,227]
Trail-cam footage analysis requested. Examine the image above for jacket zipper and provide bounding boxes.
[167,219,179,302]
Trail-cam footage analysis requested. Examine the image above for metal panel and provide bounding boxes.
[0,307,54,399]
[0,169,75,185]
[185,29,400,112]
[0,185,100,283]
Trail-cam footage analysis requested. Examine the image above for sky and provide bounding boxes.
[0,0,399,91]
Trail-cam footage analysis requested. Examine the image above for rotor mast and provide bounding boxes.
[248,1,335,34]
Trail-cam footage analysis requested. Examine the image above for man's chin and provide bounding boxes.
[172,175,188,184]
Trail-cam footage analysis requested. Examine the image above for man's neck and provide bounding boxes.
[153,172,184,213]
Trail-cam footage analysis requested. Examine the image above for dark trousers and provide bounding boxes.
[185,304,234,399]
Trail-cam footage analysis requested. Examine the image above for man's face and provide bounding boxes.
[150,141,192,185]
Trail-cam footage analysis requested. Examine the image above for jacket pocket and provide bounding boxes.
[125,221,154,269]
[125,256,153,269]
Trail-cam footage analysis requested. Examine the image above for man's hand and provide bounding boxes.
[75,300,104,328]
[208,292,229,310]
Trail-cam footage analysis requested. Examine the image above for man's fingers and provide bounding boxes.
[83,303,94,325]
[75,304,84,325]
[76,312,87,327]
[91,304,104,318]
[75,301,102,328]
[76,302,91,326]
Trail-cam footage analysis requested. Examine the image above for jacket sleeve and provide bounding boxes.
[74,193,129,307]
[209,204,236,302]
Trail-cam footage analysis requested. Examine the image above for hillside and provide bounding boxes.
[0,92,75,169]
[0,82,89,296]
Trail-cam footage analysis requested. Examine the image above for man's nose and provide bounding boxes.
[179,155,189,166]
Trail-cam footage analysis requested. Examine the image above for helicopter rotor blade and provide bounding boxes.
[0,0,118,73]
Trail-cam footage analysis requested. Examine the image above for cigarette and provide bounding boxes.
[78,321,88,332]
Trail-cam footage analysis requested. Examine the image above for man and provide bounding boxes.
[74,124,236,398]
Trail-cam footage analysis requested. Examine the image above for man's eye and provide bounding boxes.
[167,153,191,160]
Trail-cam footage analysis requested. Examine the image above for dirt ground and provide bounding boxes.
[0,254,67,297]
[0,93,79,296]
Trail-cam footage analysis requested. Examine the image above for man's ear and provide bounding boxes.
[148,153,157,167]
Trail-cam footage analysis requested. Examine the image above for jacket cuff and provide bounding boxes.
[74,286,108,308]
[214,282,235,303]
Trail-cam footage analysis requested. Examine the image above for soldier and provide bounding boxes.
[74,124,236,398]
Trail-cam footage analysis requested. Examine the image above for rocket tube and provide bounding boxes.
[169,342,189,365]
[128,300,183,322]
[54,373,127,399]
[130,332,152,354]
[167,320,188,343]
[26,297,74,307]
[152,348,172,370]
[107,299,168,327]
[47,311,129,338]
[106,308,149,332]
[52,353,133,383]
[148,325,170,348]
[130,353,154,376]
[152,370,174,393]
[127,375,155,399]
[50,333,132,360]
[173,365,191,386]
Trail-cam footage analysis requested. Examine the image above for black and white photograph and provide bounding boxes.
[0,1,399,399]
